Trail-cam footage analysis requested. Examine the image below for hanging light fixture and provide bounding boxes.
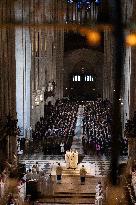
[126,33,136,47]
[86,29,101,45]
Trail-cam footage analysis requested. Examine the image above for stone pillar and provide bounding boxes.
[121,0,133,130]
[55,28,64,99]
[130,0,136,117]
[0,1,17,160]
[130,47,136,117]
[15,0,31,138]
[54,0,64,100]
[122,44,131,128]
[27,0,64,127]
[30,0,56,126]
[44,0,64,101]
[103,0,133,129]
[103,30,114,101]
[15,28,31,137]
[31,29,47,127]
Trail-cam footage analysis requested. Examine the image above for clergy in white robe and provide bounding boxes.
[65,151,70,168]
[69,152,77,169]
[65,150,78,169]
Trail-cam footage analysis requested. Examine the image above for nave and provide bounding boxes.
[1,0,136,204]
[19,99,128,158]
[17,100,128,204]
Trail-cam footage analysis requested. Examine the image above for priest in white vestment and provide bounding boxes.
[65,150,78,169]
[69,152,77,169]
[65,151,70,168]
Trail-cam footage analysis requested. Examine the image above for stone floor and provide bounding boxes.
[36,175,103,204]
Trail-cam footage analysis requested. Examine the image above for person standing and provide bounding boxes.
[46,174,54,196]
[26,169,32,181]
[60,141,65,154]
[95,181,103,205]
[69,151,78,169]
[65,150,70,168]
[56,163,63,184]
[80,165,87,185]
[35,162,40,174]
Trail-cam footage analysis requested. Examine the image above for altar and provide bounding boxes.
[65,150,78,169]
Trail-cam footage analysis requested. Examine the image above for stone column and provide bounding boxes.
[122,44,131,128]
[15,0,31,138]
[130,0,136,117]
[30,0,53,125]
[120,0,133,131]
[54,0,64,100]
[103,30,114,101]
[30,0,65,127]
[130,47,136,117]
[0,1,16,160]
[55,28,64,99]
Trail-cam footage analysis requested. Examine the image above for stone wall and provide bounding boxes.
[0,1,16,160]
[31,0,65,128]
[13,0,64,129]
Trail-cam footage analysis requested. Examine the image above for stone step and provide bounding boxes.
[38,196,95,204]
[36,176,102,204]
[20,158,110,176]
[41,204,94,205]
[62,169,97,176]
[20,155,128,177]
[54,192,95,196]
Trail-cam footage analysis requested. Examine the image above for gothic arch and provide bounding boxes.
[63,48,104,97]
[72,60,95,74]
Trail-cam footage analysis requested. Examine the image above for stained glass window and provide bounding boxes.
[67,0,101,9]
[85,75,94,81]
[73,75,81,81]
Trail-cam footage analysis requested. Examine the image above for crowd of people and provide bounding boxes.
[0,99,131,204]
[32,100,78,155]
[82,99,128,156]
[18,98,128,157]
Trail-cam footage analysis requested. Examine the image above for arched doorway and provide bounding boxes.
[68,61,98,101]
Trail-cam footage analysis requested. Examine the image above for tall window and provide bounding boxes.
[73,75,81,81]
[85,75,94,81]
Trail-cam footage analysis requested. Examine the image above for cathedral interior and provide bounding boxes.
[0,0,136,204]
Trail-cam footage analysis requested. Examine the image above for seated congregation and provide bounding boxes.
[26,99,128,158]
[82,100,128,156]
[32,100,78,155]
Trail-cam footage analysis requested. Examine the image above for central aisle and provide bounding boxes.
[71,105,84,155]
